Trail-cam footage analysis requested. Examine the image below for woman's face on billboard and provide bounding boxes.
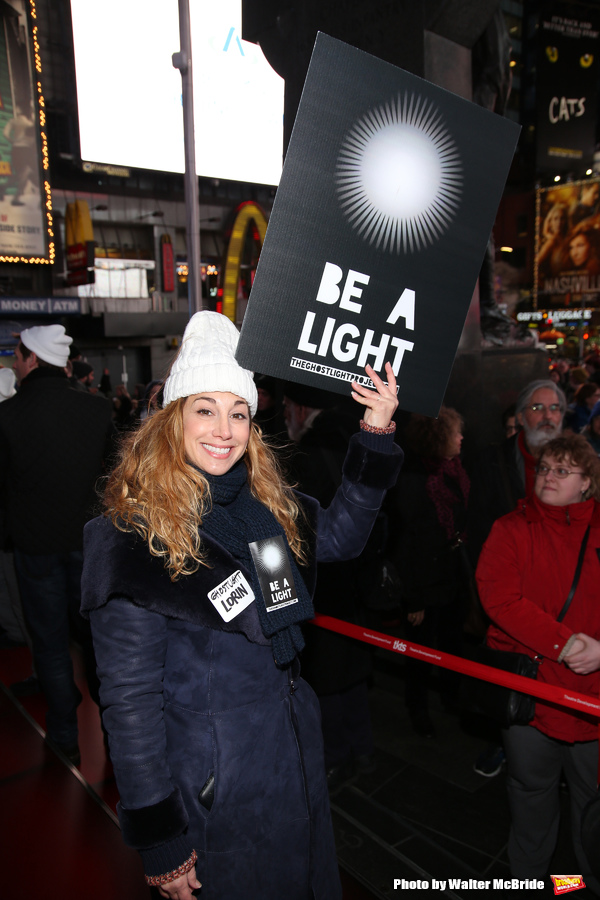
[569,234,591,268]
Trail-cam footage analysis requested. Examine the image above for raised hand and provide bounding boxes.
[351,362,399,428]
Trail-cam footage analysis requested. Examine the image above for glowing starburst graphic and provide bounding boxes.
[336,93,463,254]
[254,539,285,575]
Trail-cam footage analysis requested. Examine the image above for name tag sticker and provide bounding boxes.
[208,570,255,622]
[249,535,299,614]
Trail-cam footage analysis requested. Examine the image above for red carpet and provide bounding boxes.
[0,644,378,900]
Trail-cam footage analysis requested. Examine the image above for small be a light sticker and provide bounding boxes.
[551,875,586,895]
[249,535,299,613]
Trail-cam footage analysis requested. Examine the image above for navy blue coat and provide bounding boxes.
[81,433,402,899]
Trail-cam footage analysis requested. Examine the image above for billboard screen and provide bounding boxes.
[70,0,284,186]
[535,178,600,307]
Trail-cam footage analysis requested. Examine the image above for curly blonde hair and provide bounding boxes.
[103,398,308,579]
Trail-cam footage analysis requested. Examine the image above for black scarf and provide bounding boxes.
[200,462,313,667]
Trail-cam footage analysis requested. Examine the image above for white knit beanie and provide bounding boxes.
[162,311,258,415]
[0,367,16,401]
[20,324,72,367]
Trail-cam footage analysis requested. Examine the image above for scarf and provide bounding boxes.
[424,456,470,541]
[199,462,313,667]
[518,429,538,498]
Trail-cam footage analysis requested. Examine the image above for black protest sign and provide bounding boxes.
[236,33,520,417]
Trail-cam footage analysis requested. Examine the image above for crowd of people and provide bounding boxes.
[2,316,600,896]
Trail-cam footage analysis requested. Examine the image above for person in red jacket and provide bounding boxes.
[476,433,600,888]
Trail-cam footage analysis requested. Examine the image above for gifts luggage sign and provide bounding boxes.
[236,33,520,417]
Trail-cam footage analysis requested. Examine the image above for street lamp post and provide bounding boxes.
[173,0,203,316]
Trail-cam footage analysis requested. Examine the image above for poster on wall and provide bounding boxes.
[536,7,599,177]
[0,0,47,259]
[535,178,600,307]
[236,33,520,418]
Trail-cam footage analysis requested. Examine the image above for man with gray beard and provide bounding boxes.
[467,379,566,566]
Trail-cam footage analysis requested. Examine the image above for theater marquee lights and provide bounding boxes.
[0,0,54,264]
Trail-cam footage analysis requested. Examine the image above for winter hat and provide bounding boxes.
[0,367,16,401]
[72,360,93,380]
[20,324,72,367]
[163,311,258,415]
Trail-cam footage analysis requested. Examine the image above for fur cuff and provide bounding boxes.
[343,432,403,490]
[118,787,189,849]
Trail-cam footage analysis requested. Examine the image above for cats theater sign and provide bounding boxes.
[236,33,520,417]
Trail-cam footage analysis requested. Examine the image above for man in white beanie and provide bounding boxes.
[0,324,115,765]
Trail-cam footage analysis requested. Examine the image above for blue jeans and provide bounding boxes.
[14,550,97,745]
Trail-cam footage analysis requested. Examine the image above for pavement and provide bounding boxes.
[331,642,598,900]
[2,625,597,900]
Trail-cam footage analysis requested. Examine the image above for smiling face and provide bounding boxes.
[534,452,591,506]
[182,392,250,475]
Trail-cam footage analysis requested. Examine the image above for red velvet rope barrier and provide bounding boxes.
[311,614,600,719]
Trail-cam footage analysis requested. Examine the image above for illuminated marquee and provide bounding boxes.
[517,308,594,322]
[0,0,54,264]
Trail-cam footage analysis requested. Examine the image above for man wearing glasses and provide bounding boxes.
[514,381,566,483]
[469,380,566,564]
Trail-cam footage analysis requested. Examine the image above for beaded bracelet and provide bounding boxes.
[359,419,396,435]
[145,849,198,886]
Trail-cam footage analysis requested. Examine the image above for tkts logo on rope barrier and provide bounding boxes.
[551,876,586,895]
[312,614,600,718]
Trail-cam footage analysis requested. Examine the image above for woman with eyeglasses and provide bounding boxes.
[476,433,600,888]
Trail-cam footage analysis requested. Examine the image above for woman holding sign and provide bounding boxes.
[476,434,600,889]
[81,311,401,900]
